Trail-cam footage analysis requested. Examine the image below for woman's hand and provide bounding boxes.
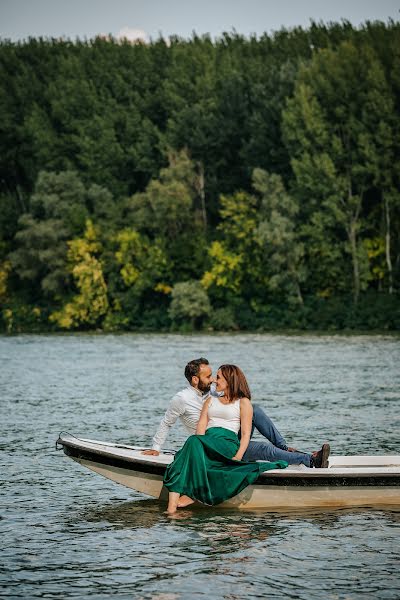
[235,398,253,460]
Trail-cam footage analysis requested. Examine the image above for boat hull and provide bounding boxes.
[76,456,164,499]
[58,435,400,510]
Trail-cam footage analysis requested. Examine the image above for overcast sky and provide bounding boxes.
[0,0,399,43]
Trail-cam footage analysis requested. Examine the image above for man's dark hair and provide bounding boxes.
[184,358,209,383]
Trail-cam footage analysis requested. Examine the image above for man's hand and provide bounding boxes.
[141,449,160,456]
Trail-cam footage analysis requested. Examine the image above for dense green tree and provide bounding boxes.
[108,227,171,327]
[283,41,395,303]
[0,22,399,332]
[50,220,108,329]
[127,149,208,282]
[169,280,211,329]
[253,169,305,304]
[8,170,86,299]
[202,191,265,310]
[8,170,113,300]
[0,193,20,260]
[127,149,199,237]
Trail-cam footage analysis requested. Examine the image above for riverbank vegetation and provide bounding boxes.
[1,20,399,332]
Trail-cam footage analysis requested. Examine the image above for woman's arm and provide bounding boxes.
[196,397,211,435]
[232,398,253,460]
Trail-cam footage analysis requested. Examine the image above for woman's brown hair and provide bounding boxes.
[218,364,251,402]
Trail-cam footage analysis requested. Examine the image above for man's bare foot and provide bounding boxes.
[177,495,195,508]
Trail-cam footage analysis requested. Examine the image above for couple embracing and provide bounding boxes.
[143,358,330,514]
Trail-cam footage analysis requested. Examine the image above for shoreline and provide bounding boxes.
[1,328,399,337]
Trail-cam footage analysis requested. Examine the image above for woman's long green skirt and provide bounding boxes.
[163,427,288,506]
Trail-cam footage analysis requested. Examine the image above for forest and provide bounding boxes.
[0,20,399,332]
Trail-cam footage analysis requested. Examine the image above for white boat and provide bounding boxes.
[56,433,400,509]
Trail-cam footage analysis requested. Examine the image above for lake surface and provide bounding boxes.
[1,333,399,599]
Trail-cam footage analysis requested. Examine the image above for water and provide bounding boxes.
[1,333,399,599]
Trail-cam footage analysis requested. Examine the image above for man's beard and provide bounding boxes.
[198,380,211,393]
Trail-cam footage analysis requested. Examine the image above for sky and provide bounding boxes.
[0,0,399,43]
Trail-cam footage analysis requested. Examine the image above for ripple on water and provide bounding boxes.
[1,333,399,599]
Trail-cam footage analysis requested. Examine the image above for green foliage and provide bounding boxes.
[253,169,305,304]
[49,220,108,329]
[303,292,400,331]
[126,148,209,286]
[202,191,265,304]
[202,241,243,294]
[168,280,211,329]
[207,306,238,331]
[0,260,11,302]
[0,303,48,334]
[282,39,398,303]
[8,170,116,302]
[8,171,87,299]
[1,23,400,332]
[127,149,202,237]
[0,193,20,259]
[109,228,171,326]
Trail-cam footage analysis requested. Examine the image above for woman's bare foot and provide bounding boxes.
[166,491,180,514]
[177,495,195,508]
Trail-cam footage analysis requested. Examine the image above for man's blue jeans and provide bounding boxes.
[242,404,312,467]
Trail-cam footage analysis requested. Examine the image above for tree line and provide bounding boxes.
[0,20,399,332]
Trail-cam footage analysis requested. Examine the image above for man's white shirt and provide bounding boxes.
[152,385,209,451]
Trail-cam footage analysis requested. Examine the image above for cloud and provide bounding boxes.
[116,27,149,43]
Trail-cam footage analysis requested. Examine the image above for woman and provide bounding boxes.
[163,364,288,514]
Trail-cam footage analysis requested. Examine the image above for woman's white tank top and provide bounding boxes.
[206,397,241,434]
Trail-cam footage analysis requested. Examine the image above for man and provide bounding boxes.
[142,357,330,468]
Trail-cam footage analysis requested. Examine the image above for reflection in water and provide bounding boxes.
[74,499,400,598]
[83,498,400,529]
[82,499,284,554]
[83,499,164,530]
[80,498,400,557]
